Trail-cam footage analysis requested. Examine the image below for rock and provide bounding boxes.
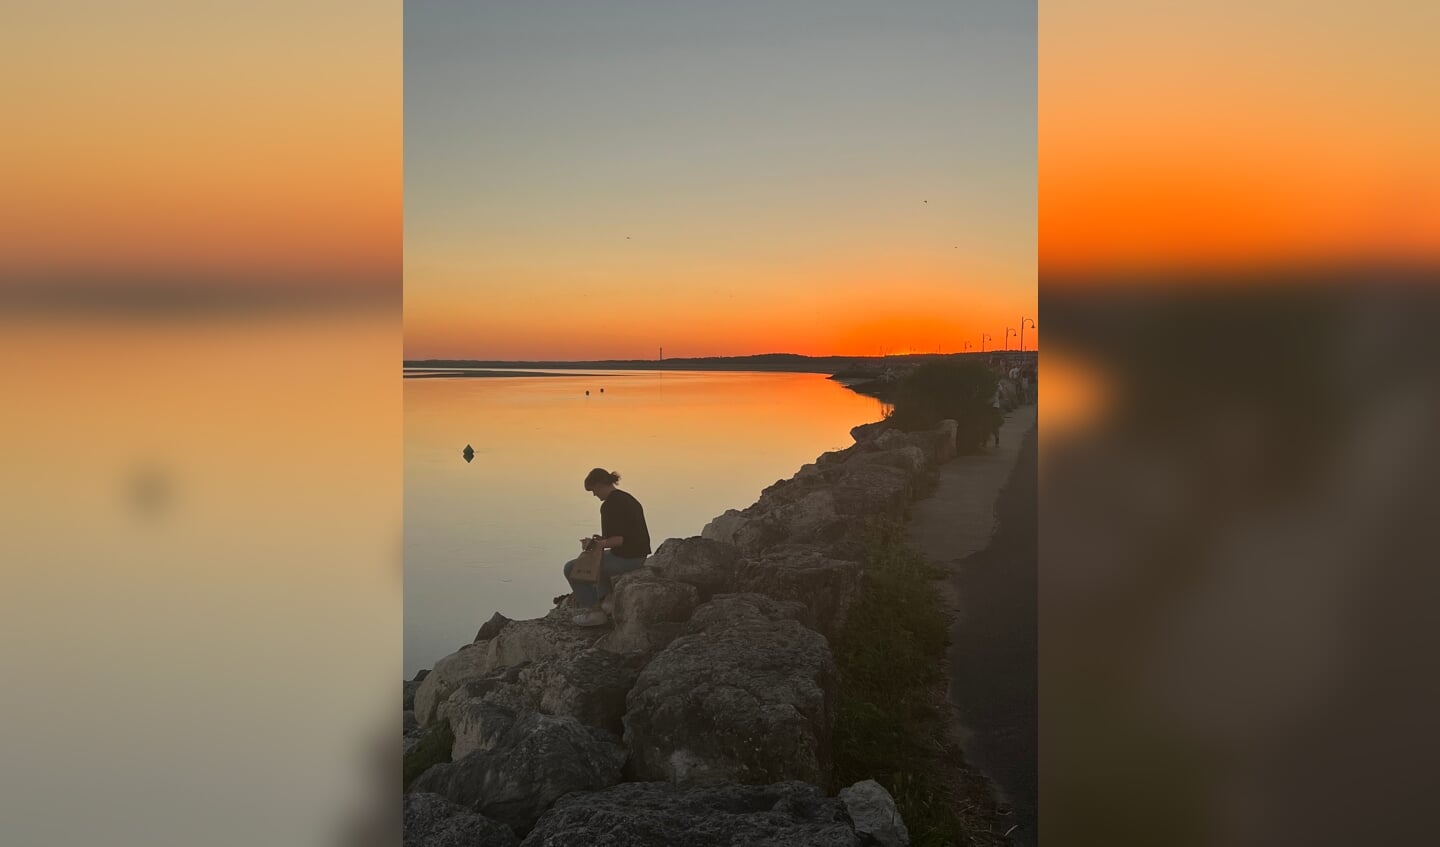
[437,665,527,725]
[415,618,607,726]
[732,548,864,641]
[410,712,626,836]
[700,509,747,547]
[875,421,956,465]
[414,643,492,726]
[525,648,645,735]
[413,668,431,682]
[474,611,512,643]
[593,567,700,657]
[839,779,911,847]
[846,445,927,475]
[403,710,425,757]
[404,791,518,847]
[682,592,810,633]
[645,537,742,600]
[827,463,912,519]
[624,603,836,786]
[481,615,609,673]
[404,679,421,711]
[703,489,849,558]
[443,649,643,747]
[449,699,522,760]
[850,419,891,443]
[521,780,863,846]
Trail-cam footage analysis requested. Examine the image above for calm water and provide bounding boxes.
[404,369,885,675]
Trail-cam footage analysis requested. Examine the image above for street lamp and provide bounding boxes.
[1006,327,1017,350]
[1020,317,1035,352]
[981,333,992,353]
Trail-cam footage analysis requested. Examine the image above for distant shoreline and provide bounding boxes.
[403,351,1034,377]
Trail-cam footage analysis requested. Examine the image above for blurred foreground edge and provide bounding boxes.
[1040,268,1440,845]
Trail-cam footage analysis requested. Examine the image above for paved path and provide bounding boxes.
[906,403,1038,846]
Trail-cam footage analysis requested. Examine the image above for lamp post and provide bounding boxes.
[1006,327,1017,351]
[981,333,992,353]
[1020,317,1035,352]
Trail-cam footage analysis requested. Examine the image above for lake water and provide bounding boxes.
[404,369,886,675]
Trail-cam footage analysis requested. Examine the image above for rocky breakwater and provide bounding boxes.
[403,416,961,846]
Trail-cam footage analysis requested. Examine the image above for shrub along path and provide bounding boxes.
[906,402,1038,845]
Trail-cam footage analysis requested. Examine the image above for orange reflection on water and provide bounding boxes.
[404,369,886,673]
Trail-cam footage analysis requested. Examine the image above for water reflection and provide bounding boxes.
[404,369,884,675]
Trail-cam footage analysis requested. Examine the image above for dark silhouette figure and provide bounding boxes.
[462,444,475,463]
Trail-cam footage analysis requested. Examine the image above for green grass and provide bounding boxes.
[831,519,1009,846]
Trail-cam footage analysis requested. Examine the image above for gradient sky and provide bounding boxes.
[1042,0,1440,278]
[2,2,400,292]
[405,1,1036,360]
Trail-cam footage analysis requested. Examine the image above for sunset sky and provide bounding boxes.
[1,3,401,293]
[1041,0,1440,279]
[404,1,1037,360]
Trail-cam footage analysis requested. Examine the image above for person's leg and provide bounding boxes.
[563,557,599,608]
[594,552,645,604]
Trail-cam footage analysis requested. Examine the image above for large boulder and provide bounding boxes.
[520,780,867,846]
[415,618,606,726]
[827,462,913,520]
[404,791,518,847]
[443,648,644,745]
[682,592,810,633]
[448,700,521,760]
[732,548,864,642]
[623,599,837,786]
[413,643,492,726]
[410,712,626,836]
[875,420,957,465]
[597,567,700,656]
[845,445,927,476]
[645,537,742,600]
[702,489,848,558]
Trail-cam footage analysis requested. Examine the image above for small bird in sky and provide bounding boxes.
[923,200,928,204]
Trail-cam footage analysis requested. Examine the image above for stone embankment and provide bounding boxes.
[403,415,963,846]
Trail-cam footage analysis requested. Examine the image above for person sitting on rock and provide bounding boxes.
[563,468,652,627]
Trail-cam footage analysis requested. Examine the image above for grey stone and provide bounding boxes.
[403,791,518,847]
[733,548,864,641]
[415,618,606,726]
[442,648,643,744]
[597,567,700,659]
[645,537,742,599]
[838,779,911,847]
[520,780,861,847]
[410,712,626,836]
[624,602,836,786]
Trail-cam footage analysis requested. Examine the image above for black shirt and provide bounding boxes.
[600,488,652,559]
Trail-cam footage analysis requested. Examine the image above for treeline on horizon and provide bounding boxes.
[403,351,1034,372]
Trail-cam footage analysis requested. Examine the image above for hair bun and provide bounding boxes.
[609,471,621,483]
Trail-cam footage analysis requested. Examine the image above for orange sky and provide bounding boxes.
[1,3,401,291]
[403,3,1037,360]
[1041,0,1440,279]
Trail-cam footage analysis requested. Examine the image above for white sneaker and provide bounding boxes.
[600,595,615,615]
[571,610,609,627]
